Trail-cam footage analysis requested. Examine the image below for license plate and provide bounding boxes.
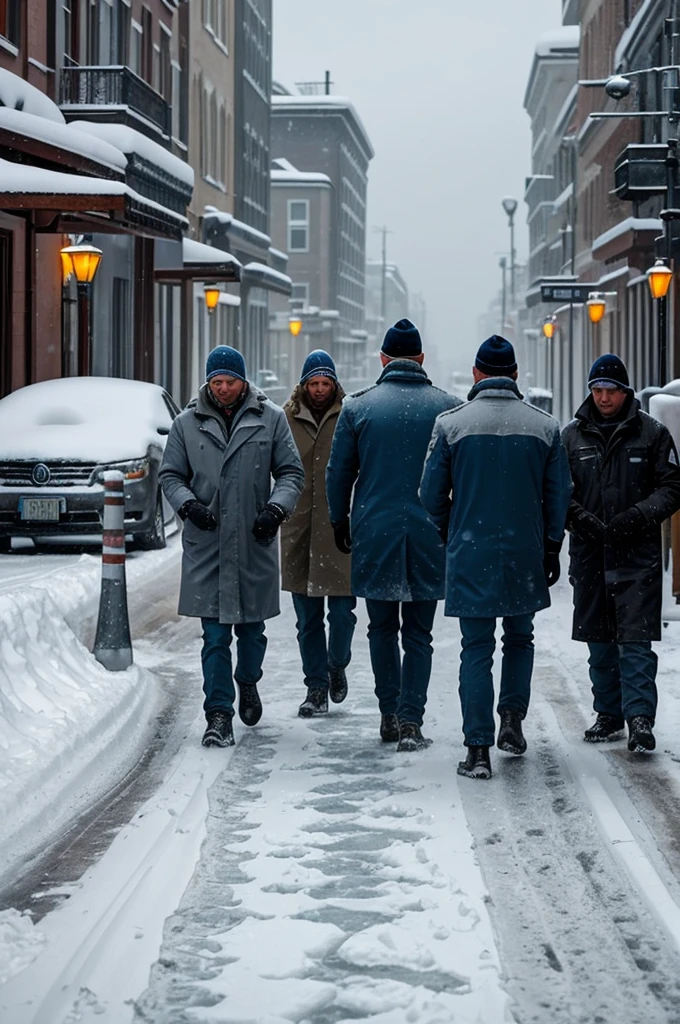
[19,497,65,522]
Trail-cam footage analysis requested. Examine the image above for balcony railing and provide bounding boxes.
[59,65,171,144]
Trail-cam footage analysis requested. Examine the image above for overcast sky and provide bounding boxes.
[272,0,563,374]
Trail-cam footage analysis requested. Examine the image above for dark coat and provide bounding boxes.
[562,395,680,642]
[280,387,351,597]
[159,383,304,624]
[326,361,460,601]
[420,377,572,618]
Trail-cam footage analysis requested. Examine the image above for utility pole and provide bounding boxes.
[373,226,393,330]
[325,70,331,95]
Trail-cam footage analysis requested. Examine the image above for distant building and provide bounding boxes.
[364,261,409,349]
[270,86,374,380]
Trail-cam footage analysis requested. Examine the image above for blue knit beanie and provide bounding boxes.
[588,353,632,393]
[206,345,247,382]
[381,318,422,358]
[475,335,517,376]
[300,349,338,385]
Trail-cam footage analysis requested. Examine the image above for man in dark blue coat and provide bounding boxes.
[326,319,460,751]
[420,336,572,779]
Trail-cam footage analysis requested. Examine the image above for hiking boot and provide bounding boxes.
[397,722,433,752]
[380,713,399,743]
[328,665,348,704]
[627,715,656,753]
[202,710,234,748]
[298,687,329,718]
[497,709,527,755]
[238,682,262,726]
[584,713,625,743]
[457,745,492,780]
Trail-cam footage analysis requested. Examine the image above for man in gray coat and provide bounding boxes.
[160,345,304,748]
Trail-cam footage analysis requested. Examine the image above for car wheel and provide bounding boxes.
[137,490,166,551]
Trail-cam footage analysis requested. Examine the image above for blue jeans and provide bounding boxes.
[200,618,267,718]
[365,599,438,726]
[587,641,658,724]
[458,615,535,747]
[291,593,357,690]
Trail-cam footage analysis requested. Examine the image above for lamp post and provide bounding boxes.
[542,316,556,401]
[502,196,518,307]
[60,243,103,377]
[647,259,674,385]
[499,256,507,331]
[204,284,221,314]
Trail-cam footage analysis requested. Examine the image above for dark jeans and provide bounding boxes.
[200,618,267,718]
[365,599,438,726]
[291,593,357,690]
[587,641,658,724]
[458,614,535,747]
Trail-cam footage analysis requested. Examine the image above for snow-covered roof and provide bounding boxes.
[0,377,174,462]
[535,26,580,57]
[203,206,272,249]
[68,121,194,188]
[242,262,292,288]
[271,94,374,161]
[592,217,662,252]
[0,66,65,124]
[0,107,127,174]
[271,157,332,185]
[183,238,241,267]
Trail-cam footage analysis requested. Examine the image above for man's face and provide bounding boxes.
[591,385,628,418]
[305,376,335,407]
[209,374,245,406]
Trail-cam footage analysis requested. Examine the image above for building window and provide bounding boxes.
[0,0,19,47]
[159,23,172,101]
[204,0,228,47]
[141,5,153,85]
[130,18,142,75]
[288,200,309,252]
[291,283,309,305]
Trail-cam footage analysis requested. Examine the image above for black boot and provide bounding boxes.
[380,713,399,742]
[298,687,329,718]
[397,722,433,752]
[584,713,625,743]
[238,682,262,726]
[457,745,492,779]
[202,710,234,748]
[497,709,527,755]
[627,715,656,752]
[328,666,348,704]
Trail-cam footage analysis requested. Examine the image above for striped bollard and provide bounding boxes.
[93,470,133,671]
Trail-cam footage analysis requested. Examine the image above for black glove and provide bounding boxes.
[568,506,605,544]
[544,538,561,588]
[332,518,352,554]
[252,502,286,543]
[178,499,217,532]
[606,506,647,544]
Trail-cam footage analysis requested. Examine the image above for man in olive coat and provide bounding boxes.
[563,354,680,754]
[326,319,460,751]
[281,350,356,718]
[160,346,304,748]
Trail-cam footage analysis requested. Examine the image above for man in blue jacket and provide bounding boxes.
[326,318,460,751]
[420,336,572,779]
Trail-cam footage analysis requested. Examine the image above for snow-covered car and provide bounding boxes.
[0,377,180,551]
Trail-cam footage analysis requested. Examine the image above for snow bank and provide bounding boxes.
[0,546,176,888]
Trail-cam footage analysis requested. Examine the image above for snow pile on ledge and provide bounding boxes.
[0,554,163,886]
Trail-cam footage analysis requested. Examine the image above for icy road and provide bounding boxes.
[2,546,680,1022]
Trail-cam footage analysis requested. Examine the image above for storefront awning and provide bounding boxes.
[241,261,292,296]
[154,237,242,284]
[0,158,188,239]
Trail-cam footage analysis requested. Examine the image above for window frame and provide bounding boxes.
[288,198,310,253]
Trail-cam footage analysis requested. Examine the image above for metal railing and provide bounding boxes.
[60,66,171,141]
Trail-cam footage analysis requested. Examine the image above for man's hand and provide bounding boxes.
[568,505,605,543]
[607,506,647,544]
[332,518,352,554]
[252,502,286,543]
[178,499,217,532]
[544,538,561,587]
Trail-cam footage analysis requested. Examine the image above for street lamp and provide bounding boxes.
[647,258,674,300]
[502,196,518,307]
[289,316,303,337]
[647,259,674,385]
[586,292,607,324]
[60,242,103,377]
[542,316,556,340]
[204,284,221,314]
[499,256,507,331]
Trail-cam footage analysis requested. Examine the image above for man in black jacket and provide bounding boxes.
[562,354,680,753]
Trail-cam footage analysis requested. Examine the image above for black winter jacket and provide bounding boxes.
[562,395,680,642]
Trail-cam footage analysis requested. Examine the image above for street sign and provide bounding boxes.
[540,284,597,303]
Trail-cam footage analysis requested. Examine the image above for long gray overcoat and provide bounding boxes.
[159,383,304,624]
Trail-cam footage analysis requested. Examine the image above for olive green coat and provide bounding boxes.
[280,391,351,597]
